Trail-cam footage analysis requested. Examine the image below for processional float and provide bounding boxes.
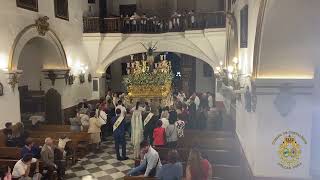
[123,42,173,108]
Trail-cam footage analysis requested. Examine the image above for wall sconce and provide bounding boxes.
[7,70,23,92]
[42,69,70,86]
[215,57,243,90]
[79,73,85,84]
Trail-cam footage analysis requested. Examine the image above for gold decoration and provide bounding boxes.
[127,83,171,98]
[272,131,307,169]
[35,16,49,36]
[124,51,173,99]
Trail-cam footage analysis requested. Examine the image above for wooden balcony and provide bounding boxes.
[83,11,226,33]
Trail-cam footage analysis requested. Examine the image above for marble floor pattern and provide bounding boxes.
[65,137,135,180]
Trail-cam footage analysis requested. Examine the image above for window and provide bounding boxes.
[88,0,95,3]
[240,5,248,48]
[16,0,38,12]
[54,0,69,21]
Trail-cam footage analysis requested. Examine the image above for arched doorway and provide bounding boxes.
[105,52,215,98]
[10,25,68,124]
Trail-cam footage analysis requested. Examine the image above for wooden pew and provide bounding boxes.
[123,177,156,180]
[29,131,90,144]
[29,130,90,159]
[0,130,7,147]
[33,125,71,132]
[183,130,234,138]
[155,147,240,166]
[0,159,46,177]
[123,164,241,180]
[177,136,236,150]
[0,147,21,159]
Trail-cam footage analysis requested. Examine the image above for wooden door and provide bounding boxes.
[45,88,62,124]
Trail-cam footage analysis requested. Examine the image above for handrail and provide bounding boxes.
[83,11,226,33]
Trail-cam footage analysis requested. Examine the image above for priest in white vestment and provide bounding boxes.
[131,102,145,158]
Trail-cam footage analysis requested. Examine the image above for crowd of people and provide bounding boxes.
[1,122,72,179]
[127,141,213,180]
[1,89,215,179]
[1,128,67,180]
[119,10,199,33]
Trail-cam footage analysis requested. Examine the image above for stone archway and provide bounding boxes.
[9,21,68,71]
[9,19,68,123]
[95,37,220,74]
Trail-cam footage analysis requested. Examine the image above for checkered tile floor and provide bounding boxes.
[65,137,135,180]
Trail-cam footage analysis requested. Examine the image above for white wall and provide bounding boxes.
[195,60,214,93]
[229,0,316,178]
[108,58,127,92]
[258,0,320,79]
[17,41,43,90]
[254,84,312,178]
[0,0,94,126]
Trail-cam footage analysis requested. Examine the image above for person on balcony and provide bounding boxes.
[131,12,140,32]
[189,10,196,28]
[141,13,147,32]
[183,10,189,29]
[124,15,130,33]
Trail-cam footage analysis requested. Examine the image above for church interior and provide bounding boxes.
[0,0,319,179]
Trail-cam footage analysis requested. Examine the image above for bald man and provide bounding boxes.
[41,137,65,179]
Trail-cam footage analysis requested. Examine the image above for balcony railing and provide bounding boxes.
[83,11,226,33]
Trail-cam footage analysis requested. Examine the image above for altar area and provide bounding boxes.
[122,45,174,112]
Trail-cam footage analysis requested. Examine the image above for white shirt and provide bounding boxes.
[161,118,169,129]
[97,110,107,123]
[177,93,186,102]
[166,124,178,142]
[194,96,200,110]
[141,146,162,177]
[58,138,71,149]
[116,105,127,116]
[208,95,214,108]
[12,158,37,178]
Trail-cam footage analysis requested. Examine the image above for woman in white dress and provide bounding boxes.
[131,102,145,158]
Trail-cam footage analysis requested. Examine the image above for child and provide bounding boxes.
[176,114,186,138]
[153,120,166,147]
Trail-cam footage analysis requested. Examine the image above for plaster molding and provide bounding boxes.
[252,0,268,78]
[88,30,226,73]
[254,79,314,95]
[9,22,68,71]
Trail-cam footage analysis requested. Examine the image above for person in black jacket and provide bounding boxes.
[143,105,158,145]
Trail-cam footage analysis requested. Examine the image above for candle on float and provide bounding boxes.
[130,55,134,61]
[142,54,145,60]
[127,62,130,68]
[164,55,166,60]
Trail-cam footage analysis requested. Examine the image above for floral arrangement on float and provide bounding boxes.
[123,54,173,98]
